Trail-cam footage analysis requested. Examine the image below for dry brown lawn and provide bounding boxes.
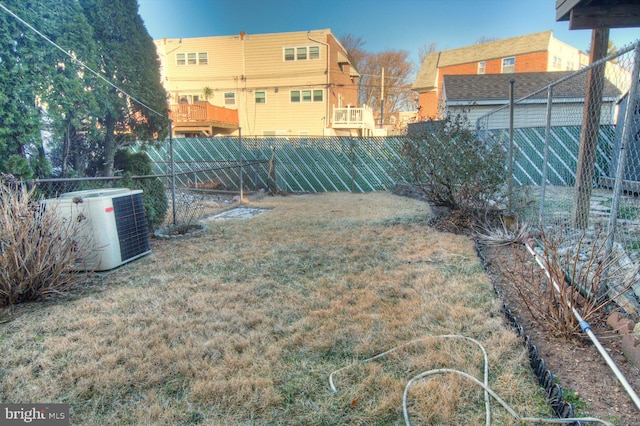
[0,192,550,425]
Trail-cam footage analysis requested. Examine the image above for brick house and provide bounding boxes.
[154,29,375,137]
[412,31,590,120]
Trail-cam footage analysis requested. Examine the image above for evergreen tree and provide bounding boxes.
[79,0,168,177]
[37,0,102,177]
[0,1,47,179]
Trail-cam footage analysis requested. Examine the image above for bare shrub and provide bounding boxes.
[174,190,207,227]
[0,180,90,306]
[162,190,208,234]
[395,110,507,214]
[474,218,529,246]
[485,225,639,339]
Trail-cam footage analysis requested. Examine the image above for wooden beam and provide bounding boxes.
[569,4,640,29]
[572,27,609,229]
[556,0,583,21]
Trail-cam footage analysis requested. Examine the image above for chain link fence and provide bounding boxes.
[23,165,259,229]
[476,41,640,310]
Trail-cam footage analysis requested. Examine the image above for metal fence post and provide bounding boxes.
[270,145,278,194]
[539,85,553,224]
[507,78,515,214]
[169,120,176,225]
[350,138,355,192]
[606,44,640,252]
[238,127,243,201]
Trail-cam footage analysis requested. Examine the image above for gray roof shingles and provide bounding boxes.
[443,71,621,102]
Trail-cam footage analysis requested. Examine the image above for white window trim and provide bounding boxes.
[478,61,486,74]
[283,47,295,61]
[290,89,324,103]
[309,46,320,60]
[283,46,321,62]
[224,92,236,105]
[255,91,266,104]
[176,52,208,65]
[501,57,515,73]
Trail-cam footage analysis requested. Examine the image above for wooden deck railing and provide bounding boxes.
[332,106,375,129]
[169,103,239,125]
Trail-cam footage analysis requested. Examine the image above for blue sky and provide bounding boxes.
[138,0,640,66]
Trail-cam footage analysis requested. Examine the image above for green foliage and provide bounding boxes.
[0,1,46,177]
[79,0,169,177]
[0,0,168,179]
[4,155,34,180]
[397,112,507,212]
[562,388,587,411]
[114,149,167,231]
[0,178,89,306]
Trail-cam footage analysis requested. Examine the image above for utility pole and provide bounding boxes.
[379,67,384,128]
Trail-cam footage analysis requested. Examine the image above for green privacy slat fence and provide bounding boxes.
[479,125,615,187]
[134,137,407,193]
[133,127,614,194]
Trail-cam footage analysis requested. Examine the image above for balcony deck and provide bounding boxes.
[169,103,239,136]
[332,106,375,132]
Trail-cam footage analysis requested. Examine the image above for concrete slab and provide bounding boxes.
[204,207,268,220]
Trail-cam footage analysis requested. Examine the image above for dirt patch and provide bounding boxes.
[480,243,640,425]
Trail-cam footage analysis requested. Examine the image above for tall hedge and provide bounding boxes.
[114,150,168,230]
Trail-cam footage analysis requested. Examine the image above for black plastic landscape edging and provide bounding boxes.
[474,241,583,425]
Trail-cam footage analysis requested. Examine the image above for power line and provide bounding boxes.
[358,73,413,81]
[0,2,167,120]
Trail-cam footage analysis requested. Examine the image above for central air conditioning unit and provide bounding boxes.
[44,188,151,271]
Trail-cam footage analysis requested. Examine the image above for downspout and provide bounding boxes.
[307,31,330,135]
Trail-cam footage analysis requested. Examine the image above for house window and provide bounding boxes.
[283,46,320,62]
[255,91,266,104]
[177,52,208,65]
[291,90,323,103]
[224,92,235,105]
[553,56,562,69]
[284,47,295,61]
[478,61,486,74]
[502,57,515,73]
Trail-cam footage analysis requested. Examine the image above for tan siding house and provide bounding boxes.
[155,29,373,137]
